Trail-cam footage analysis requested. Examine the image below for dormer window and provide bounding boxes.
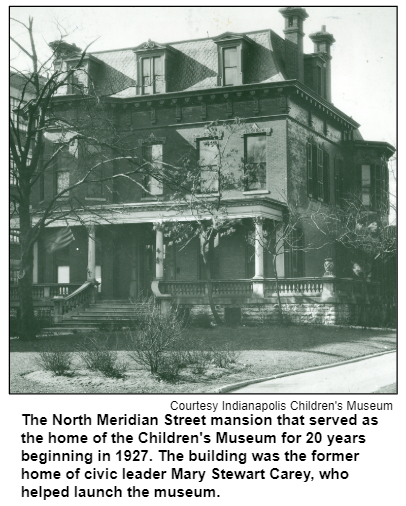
[133,40,177,95]
[141,56,163,95]
[223,47,238,86]
[213,32,253,87]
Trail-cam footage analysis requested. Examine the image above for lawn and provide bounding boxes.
[10,325,396,394]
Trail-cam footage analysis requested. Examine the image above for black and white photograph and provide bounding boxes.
[10,5,396,395]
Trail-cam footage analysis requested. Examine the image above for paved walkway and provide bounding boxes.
[232,352,397,393]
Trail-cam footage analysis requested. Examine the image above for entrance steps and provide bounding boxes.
[39,300,153,336]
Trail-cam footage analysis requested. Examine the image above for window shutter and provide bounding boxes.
[323,151,330,203]
[307,143,313,197]
[356,164,362,200]
[317,146,324,201]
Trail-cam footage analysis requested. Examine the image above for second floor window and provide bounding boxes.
[143,144,163,196]
[361,164,371,206]
[223,47,238,86]
[198,140,219,193]
[244,134,266,191]
[334,157,344,205]
[142,57,163,94]
[54,145,72,197]
[307,142,330,203]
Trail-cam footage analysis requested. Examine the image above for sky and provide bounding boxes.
[10,5,396,147]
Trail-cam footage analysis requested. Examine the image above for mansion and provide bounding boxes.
[10,8,395,327]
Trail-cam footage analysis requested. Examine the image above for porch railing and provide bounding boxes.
[159,279,253,297]
[10,283,82,301]
[158,277,380,301]
[264,278,323,297]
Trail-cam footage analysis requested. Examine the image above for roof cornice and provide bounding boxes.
[50,80,360,130]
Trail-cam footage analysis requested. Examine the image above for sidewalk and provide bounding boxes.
[230,351,396,394]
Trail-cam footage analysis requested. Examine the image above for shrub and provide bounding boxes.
[126,302,189,375]
[78,336,127,379]
[212,343,240,369]
[36,347,73,376]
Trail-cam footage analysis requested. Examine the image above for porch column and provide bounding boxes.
[155,225,164,280]
[252,218,264,298]
[87,224,96,281]
[253,219,264,279]
[33,241,38,284]
[275,227,285,278]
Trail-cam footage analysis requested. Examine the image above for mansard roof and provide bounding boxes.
[90,28,289,96]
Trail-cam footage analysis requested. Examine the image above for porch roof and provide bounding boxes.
[32,198,285,228]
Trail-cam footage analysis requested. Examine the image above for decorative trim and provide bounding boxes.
[240,123,272,137]
[193,129,224,141]
[226,101,233,118]
[150,107,156,124]
[143,39,155,49]
[253,98,259,114]
[138,132,166,146]
[243,190,270,195]
[175,104,182,122]
[200,102,207,120]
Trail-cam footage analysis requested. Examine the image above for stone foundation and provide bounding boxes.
[181,302,383,327]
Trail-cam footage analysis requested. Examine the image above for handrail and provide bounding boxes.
[65,281,93,301]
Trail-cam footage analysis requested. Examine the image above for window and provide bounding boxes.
[198,139,219,193]
[244,134,266,190]
[85,144,105,199]
[143,144,163,196]
[10,152,17,185]
[10,269,19,284]
[10,97,27,131]
[307,142,330,202]
[10,229,19,244]
[54,145,72,197]
[223,47,238,86]
[334,157,344,205]
[361,165,371,206]
[141,57,163,94]
[288,17,294,27]
[284,228,304,278]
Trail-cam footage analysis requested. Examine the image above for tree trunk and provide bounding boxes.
[18,191,37,340]
[201,237,222,325]
[273,254,284,325]
[18,241,36,340]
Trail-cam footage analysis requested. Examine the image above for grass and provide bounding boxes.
[9,325,396,394]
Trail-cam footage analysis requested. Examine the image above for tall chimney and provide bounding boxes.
[279,7,309,82]
[309,26,335,102]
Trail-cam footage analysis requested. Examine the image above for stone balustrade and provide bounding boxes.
[158,277,380,302]
[10,283,82,301]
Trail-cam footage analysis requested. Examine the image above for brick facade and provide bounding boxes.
[14,9,394,324]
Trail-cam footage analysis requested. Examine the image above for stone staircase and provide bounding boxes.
[40,300,152,336]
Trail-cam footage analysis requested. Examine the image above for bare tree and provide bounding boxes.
[160,119,251,324]
[10,17,153,339]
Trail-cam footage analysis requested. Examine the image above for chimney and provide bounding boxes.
[309,26,335,102]
[48,41,82,60]
[279,7,309,82]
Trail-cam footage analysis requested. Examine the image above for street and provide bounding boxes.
[232,352,396,394]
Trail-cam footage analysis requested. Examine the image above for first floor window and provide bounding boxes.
[198,139,219,193]
[284,228,304,278]
[143,144,163,195]
[244,134,266,190]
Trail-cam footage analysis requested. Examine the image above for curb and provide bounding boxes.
[214,349,396,393]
